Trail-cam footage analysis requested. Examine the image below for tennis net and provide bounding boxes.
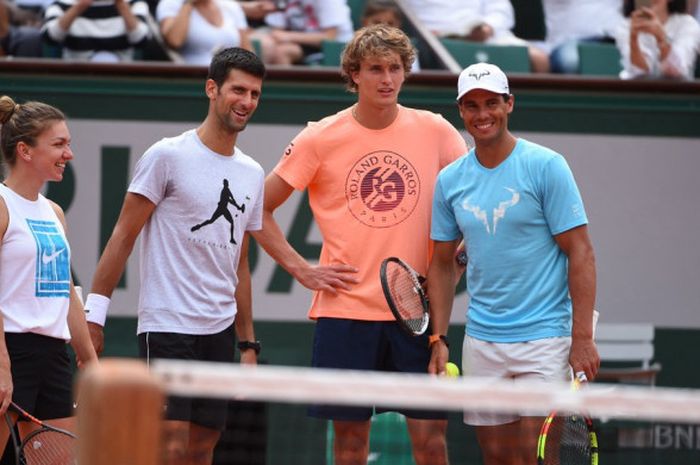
[77,359,700,465]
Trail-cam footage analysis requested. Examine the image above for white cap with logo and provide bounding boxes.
[456,63,510,101]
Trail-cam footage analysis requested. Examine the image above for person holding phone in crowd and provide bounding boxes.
[615,0,700,79]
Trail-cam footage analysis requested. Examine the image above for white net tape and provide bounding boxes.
[152,359,700,424]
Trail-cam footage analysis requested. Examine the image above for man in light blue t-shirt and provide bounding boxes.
[426,62,599,465]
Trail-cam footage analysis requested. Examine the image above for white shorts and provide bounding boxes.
[461,335,572,426]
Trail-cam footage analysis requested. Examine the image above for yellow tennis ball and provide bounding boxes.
[445,362,460,377]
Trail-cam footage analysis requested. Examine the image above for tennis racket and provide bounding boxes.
[380,249,467,336]
[537,372,599,465]
[380,257,429,336]
[4,402,77,465]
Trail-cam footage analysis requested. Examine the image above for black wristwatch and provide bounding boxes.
[237,340,261,355]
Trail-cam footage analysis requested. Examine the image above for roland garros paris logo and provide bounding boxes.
[345,150,420,228]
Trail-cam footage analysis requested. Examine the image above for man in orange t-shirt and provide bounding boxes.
[252,24,467,465]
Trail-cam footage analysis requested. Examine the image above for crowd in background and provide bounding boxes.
[1,0,699,79]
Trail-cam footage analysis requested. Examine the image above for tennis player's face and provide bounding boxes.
[458,89,513,145]
[353,52,405,108]
[25,120,73,182]
[209,69,262,133]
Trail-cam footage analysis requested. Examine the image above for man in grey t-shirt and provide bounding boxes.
[83,47,266,465]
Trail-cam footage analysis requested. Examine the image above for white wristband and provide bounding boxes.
[84,293,111,326]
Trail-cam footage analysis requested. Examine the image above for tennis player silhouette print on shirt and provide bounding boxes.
[26,219,71,297]
[190,179,246,244]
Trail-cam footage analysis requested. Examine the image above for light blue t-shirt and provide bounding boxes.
[431,138,588,342]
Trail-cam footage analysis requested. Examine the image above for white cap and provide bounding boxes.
[456,63,510,101]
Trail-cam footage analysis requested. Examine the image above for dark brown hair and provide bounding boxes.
[0,96,65,166]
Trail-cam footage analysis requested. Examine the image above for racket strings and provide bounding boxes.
[385,262,426,332]
[543,416,592,465]
[21,430,76,465]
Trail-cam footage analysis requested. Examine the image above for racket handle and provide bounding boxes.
[575,371,588,383]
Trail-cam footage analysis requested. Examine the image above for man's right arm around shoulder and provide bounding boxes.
[250,172,358,294]
[85,193,157,355]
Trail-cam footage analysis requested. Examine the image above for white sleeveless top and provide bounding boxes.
[0,184,71,341]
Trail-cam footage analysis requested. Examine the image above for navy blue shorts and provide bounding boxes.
[308,318,446,421]
[138,324,235,431]
[6,332,73,421]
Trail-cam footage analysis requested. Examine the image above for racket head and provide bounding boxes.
[19,427,76,465]
[379,257,429,336]
[537,410,598,465]
[9,402,77,465]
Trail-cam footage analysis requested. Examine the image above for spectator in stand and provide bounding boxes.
[42,0,150,61]
[0,0,42,57]
[157,0,252,65]
[401,0,550,73]
[237,0,276,24]
[533,0,624,74]
[360,0,420,71]
[615,0,700,80]
[251,0,354,65]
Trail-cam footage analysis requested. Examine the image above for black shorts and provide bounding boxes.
[308,318,446,421]
[138,324,235,431]
[6,332,73,420]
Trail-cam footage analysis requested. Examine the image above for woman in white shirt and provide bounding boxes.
[157,0,252,65]
[616,0,700,79]
[0,95,96,452]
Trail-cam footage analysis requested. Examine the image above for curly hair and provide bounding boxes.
[341,24,416,93]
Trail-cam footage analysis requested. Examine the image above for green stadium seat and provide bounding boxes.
[440,38,530,73]
[321,40,346,66]
[346,0,366,30]
[578,42,623,76]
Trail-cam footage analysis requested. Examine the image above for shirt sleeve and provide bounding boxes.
[128,144,169,206]
[246,169,265,232]
[431,175,461,241]
[273,123,322,191]
[660,15,700,80]
[42,1,68,42]
[542,155,588,236]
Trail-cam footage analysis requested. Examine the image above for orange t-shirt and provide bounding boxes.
[275,105,468,321]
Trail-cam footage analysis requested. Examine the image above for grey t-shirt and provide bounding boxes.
[129,129,264,335]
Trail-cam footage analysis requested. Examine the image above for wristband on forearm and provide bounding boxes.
[84,293,111,326]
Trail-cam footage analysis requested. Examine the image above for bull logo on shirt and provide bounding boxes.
[346,150,420,228]
[462,187,520,235]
